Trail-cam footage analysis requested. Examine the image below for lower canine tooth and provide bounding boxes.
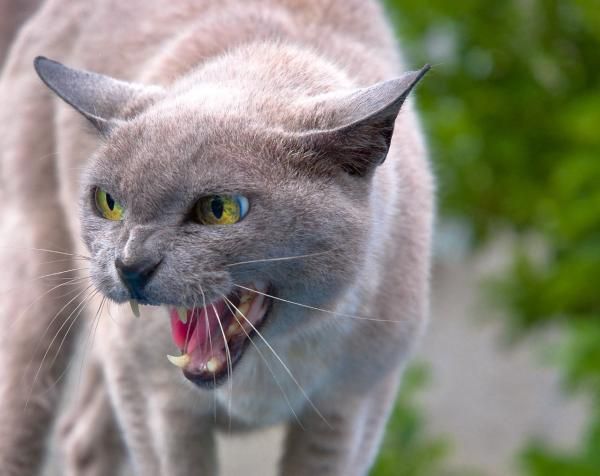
[176,307,188,323]
[206,357,219,373]
[129,300,140,318]
[166,353,190,368]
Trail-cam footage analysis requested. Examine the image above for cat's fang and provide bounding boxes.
[206,357,220,373]
[176,306,188,323]
[166,353,190,368]
[129,299,140,318]
[235,302,251,319]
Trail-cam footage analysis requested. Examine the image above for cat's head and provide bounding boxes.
[34,52,427,387]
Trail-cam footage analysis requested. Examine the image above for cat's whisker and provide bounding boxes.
[0,246,91,261]
[199,287,218,422]
[211,301,233,433]
[76,295,106,394]
[25,286,97,409]
[225,249,335,268]
[222,296,304,430]
[7,276,89,332]
[233,284,400,323]
[0,268,91,297]
[21,284,95,390]
[48,290,100,371]
[227,296,330,429]
[40,295,104,397]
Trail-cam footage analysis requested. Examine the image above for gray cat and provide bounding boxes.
[0,1,433,475]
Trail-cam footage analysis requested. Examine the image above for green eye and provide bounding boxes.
[94,188,124,221]
[195,195,249,225]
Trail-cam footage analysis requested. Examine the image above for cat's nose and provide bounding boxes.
[115,257,162,299]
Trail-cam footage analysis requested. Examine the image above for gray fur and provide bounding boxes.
[0,1,434,475]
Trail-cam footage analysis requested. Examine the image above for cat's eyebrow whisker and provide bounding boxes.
[233,284,399,323]
[222,296,304,431]
[225,297,330,429]
[225,249,335,268]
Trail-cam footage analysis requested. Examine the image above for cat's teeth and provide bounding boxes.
[166,353,190,368]
[206,357,220,373]
[226,322,241,338]
[129,299,140,318]
[235,302,251,319]
[176,306,188,324]
[240,292,253,305]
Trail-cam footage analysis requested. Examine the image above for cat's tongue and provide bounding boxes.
[169,300,227,354]
[166,285,269,381]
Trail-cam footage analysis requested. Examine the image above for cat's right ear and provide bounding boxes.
[34,56,164,135]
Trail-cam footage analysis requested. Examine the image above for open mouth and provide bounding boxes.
[165,283,271,387]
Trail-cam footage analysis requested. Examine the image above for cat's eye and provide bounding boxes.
[94,188,124,221]
[195,195,249,225]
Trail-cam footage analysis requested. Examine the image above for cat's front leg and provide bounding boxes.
[280,372,400,476]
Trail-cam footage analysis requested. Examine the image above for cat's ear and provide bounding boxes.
[304,65,430,176]
[34,56,163,135]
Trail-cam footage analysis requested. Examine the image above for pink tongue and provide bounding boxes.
[169,300,227,353]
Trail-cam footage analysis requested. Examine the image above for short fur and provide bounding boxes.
[0,1,434,475]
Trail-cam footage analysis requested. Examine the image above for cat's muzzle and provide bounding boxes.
[164,282,271,387]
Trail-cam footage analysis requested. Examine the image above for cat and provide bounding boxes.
[0,1,433,475]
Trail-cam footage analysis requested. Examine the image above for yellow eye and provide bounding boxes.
[195,195,249,225]
[94,188,124,221]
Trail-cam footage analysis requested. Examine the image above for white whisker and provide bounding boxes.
[211,300,233,433]
[226,297,330,428]
[199,287,218,422]
[25,287,96,409]
[225,249,334,268]
[233,284,399,323]
[222,296,304,430]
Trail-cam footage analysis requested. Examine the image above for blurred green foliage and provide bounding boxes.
[370,365,449,476]
[373,0,600,474]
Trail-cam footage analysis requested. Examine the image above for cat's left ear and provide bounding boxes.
[303,65,430,176]
[34,56,164,135]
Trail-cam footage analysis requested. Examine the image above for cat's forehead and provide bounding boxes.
[88,105,297,209]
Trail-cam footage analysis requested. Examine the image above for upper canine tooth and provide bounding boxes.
[236,302,251,318]
[166,353,190,368]
[226,322,241,337]
[240,293,253,304]
[176,307,188,324]
[129,299,140,318]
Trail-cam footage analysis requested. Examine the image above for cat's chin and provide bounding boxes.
[165,283,272,389]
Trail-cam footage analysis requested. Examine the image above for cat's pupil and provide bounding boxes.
[106,193,115,211]
[211,197,224,219]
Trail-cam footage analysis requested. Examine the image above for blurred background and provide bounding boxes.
[372,1,600,475]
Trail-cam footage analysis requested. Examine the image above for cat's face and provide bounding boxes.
[34,55,427,387]
[82,103,367,385]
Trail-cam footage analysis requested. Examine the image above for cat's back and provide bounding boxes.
[6,0,401,84]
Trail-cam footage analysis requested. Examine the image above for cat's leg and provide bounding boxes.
[279,372,401,476]
[0,23,84,476]
[58,359,125,476]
